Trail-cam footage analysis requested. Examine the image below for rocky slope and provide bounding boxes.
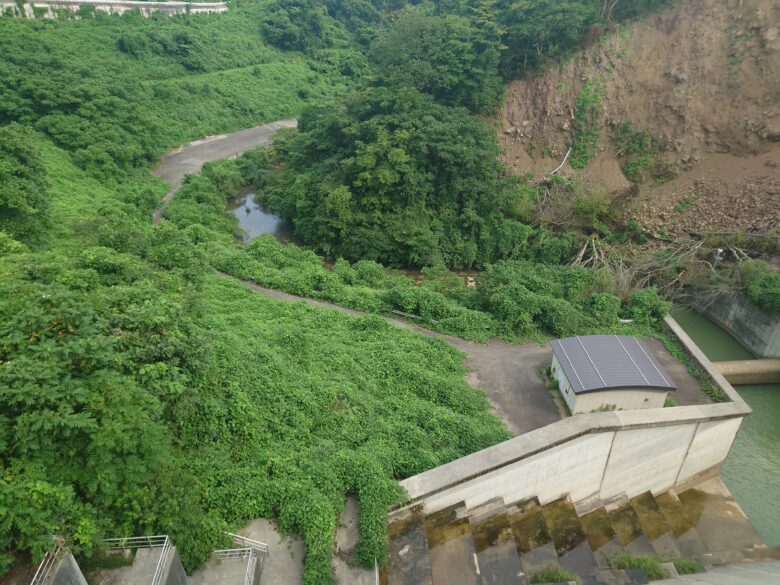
[498,0,779,237]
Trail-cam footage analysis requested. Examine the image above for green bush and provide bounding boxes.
[612,553,669,580]
[672,558,703,574]
[740,260,780,313]
[531,564,582,584]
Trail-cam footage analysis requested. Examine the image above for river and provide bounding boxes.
[227,191,293,243]
[671,307,780,546]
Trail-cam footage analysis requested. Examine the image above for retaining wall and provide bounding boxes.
[0,0,227,18]
[694,294,780,358]
[398,315,750,516]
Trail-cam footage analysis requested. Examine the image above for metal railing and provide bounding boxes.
[30,538,65,585]
[214,533,269,585]
[102,535,172,585]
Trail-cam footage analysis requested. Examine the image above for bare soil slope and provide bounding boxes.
[498,0,780,236]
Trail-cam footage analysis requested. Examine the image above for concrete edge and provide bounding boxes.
[398,402,745,503]
[662,314,750,408]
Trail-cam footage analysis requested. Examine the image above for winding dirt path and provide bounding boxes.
[153,121,560,435]
[152,119,297,222]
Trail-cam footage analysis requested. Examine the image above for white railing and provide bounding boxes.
[30,538,65,585]
[218,533,269,585]
[102,535,172,585]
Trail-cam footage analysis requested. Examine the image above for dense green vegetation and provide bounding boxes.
[0,138,510,583]
[1,1,703,583]
[0,3,353,180]
[165,150,671,343]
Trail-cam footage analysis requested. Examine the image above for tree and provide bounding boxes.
[265,86,526,268]
[370,9,504,112]
[0,123,48,242]
[261,0,335,53]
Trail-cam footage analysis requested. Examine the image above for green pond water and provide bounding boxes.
[671,307,780,546]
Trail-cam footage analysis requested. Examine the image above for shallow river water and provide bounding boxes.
[227,192,293,242]
[671,307,780,546]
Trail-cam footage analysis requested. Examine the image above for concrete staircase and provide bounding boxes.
[386,478,778,585]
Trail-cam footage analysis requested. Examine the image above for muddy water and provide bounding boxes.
[671,307,780,546]
[226,192,293,242]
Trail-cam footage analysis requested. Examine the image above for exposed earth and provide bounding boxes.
[498,0,780,237]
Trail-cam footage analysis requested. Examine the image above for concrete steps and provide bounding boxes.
[386,479,770,585]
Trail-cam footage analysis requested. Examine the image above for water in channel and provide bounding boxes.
[671,307,780,546]
[227,191,293,242]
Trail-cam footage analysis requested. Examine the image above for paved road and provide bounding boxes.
[152,119,297,222]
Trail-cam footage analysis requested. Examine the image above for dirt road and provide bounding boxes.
[152,119,297,222]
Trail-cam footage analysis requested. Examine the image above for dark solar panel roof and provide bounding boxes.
[550,335,676,394]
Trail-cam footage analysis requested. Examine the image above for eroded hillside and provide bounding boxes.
[498,0,780,236]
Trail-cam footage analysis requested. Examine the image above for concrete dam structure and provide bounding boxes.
[1,0,227,18]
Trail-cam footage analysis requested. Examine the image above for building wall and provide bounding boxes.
[551,355,576,412]
[573,389,668,413]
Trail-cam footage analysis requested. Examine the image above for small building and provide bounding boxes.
[550,335,676,414]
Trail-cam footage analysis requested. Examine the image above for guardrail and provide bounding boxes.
[30,538,65,585]
[216,533,269,585]
[102,535,172,585]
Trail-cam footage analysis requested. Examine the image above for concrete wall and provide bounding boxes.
[397,316,750,516]
[50,552,88,585]
[694,294,780,358]
[573,389,668,413]
[164,547,189,585]
[0,0,227,18]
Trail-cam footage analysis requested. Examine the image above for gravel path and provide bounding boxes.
[152,119,297,222]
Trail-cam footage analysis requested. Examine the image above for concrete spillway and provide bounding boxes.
[713,359,780,385]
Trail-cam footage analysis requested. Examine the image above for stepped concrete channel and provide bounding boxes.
[386,477,779,585]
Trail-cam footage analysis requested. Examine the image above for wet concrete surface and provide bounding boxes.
[387,506,433,585]
[152,119,297,222]
[238,518,304,585]
[333,497,376,585]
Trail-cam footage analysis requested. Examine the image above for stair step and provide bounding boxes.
[541,497,588,556]
[424,503,481,585]
[468,497,507,525]
[607,504,656,556]
[653,492,694,537]
[580,507,625,568]
[506,499,560,580]
[676,480,763,555]
[387,505,433,585]
[591,568,650,585]
[470,508,526,585]
[629,492,681,559]
[507,499,551,555]
[630,492,671,542]
[558,541,598,581]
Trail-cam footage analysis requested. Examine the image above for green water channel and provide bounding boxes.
[671,308,780,546]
